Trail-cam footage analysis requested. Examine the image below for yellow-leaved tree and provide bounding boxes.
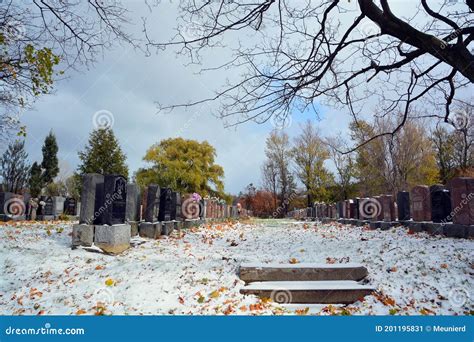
[135,138,227,199]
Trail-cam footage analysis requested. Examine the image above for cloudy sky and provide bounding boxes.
[16,0,464,194]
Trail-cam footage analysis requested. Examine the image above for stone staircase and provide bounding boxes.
[239,263,374,304]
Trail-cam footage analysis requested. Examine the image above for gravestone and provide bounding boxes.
[125,183,141,222]
[102,174,127,226]
[23,193,31,219]
[53,196,65,217]
[430,185,452,223]
[337,202,343,219]
[348,200,356,219]
[144,184,160,223]
[206,200,211,218]
[79,173,104,225]
[410,185,431,222]
[39,196,54,216]
[448,177,474,225]
[201,199,207,218]
[158,188,174,221]
[353,198,360,220]
[396,191,410,221]
[0,192,14,217]
[173,192,182,221]
[381,195,395,222]
[64,198,78,216]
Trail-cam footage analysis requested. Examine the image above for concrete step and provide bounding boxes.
[240,280,374,304]
[239,263,368,283]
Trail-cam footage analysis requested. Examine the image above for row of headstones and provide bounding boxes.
[0,192,79,221]
[72,174,245,254]
[288,177,474,238]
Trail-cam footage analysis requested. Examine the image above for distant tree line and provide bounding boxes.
[242,106,473,218]
[0,126,230,202]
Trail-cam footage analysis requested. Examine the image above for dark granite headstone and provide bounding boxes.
[158,188,174,221]
[448,177,474,225]
[353,198,360,220]
[337,201,343,219]
[64,198,78,216]
[39,196,54,216]
[430,185,452,223]
[102,174,127,225]
[396,191,410,221]
[411,185,431,221]
[144,184,160,223]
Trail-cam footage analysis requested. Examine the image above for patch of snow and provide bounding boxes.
[0,220,472,316]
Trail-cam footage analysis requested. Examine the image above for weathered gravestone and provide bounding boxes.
[201,199,207,219]
[337,201,343,219]
[63,198,78,216]
[448,177,474,225]
[73,174,104,248]
[445,177,474,238]
[381,195,395,222]
[410,185,431,222]
[125,183,141,222]
[144,184,160,223]
[125,183,141,236]
[396,191,410,221]
[139,184,161,239]
[174,193,182,221]
[430,185,452,223]
[53,196,65,217]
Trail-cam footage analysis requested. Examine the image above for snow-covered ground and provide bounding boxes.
[1,219,473,315]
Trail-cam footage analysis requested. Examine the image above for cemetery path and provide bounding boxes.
[0,220,472,315]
